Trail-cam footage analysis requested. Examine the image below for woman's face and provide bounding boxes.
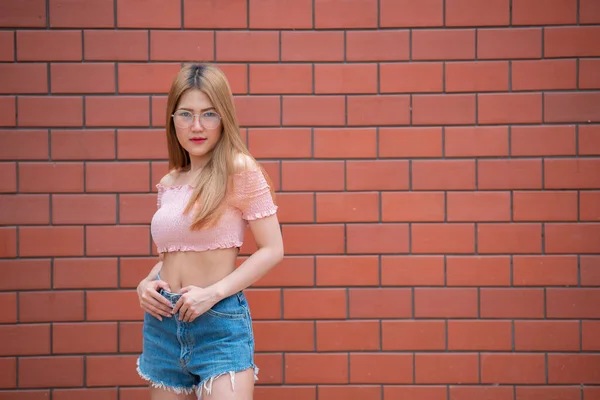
[172,89,223,165]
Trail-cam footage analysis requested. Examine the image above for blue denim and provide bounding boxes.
[136,285,258,397]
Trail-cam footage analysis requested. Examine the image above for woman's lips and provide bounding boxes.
[190,137,206,143]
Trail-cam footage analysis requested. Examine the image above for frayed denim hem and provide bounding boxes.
[197,365,259,399]
[136,357,198,396]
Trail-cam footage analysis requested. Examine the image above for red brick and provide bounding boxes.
[412,160,476,190]
[51,63,115,94]
[183,0,247,28]
[548,288,600,319]
[379,127,442,158]
[412,223,475,254]
[415,288,478,318]
[350,288,412,318]
[515,321,580,351]
[348,95,411,125]
[234,96,280,127]
[545,159,600,189]
[283,96,345,126]
[282,224,344,255]
[513,191,577,221]
[245,289,282,320]
[413,94,476,125]
[347,160,409,190]
[53,388,118,400]
[319,386,380,400]
[350,353,413,384]
[584,387,600,400]
[0,130,48,160]
[480,289,544,318]
[254,386,316,400]
[515,387,581,400]
[546,223,600,254]
[282,161,344,191]
[281,31,344,62]
[478,223,542,254]
[17,30,81,61]
[86,162,148,192]
[254,256,315,287]
[51,129,116,160]
[0,31,14,61]
[446,61,509,92]
[448,321,512,351]
[450,386,513,400]
[117,0,180,28]
[347,224,409,254]
[580,59,600,89]
[54,258,118,289]
[545,92,600,123]
[382,320,445,351]
[413,29,475,60]
[251,64,312,94]
[0,96,15,127]
[381,256,445,286]
[317,321,379,351]
[0,324,50,356]
[583,320,600,351]
[478,28,542,59]
[512,59,576,91]
[149,31,213,62]
[0,0,45,27]
[217,31,278,62]
[380,0,443,27]
[250,0,312,29]
[0,259,50,290]
[19,291,84,322]
[581,191,600,221]
[316,256,379,287]
[346,31,410,61]
[273,193,314,224]
[86,291,142,321]
[380,62,442,93]
[0,357,15,388]
[545,26,600,57]
[315,64,377,94]
[479,93,542,124]
[316,192,378,222]
[511,125,576,156]
[386,386,448,400]
[581,0,600,23]
[382,192,444,222]
[119,322,142,353]
[481,354,546,384]
[478,159,542,190]
[254,321,314,352]
[0,227,16,258]
[447,256,511,286]
[254,353,284,383]
[285,354,348,384]
[118,63,180,94]
[216,64,247,94]
[249,128,311,159]
[446,0,509,26]
[513,0,577,24]
[514,255,578,286]
[0,63,47,94]
[117,130,166,160]
[416,354,479,384]
[314,128,376,158]
[0,194,49,225]
[86,226,150,256]
[53,322,117,354]
[548,354,600,384]
[0,293,17,324]
[446,126,508,157]
[119,194,156,224]
[315,0,377,28]
[87,355,143,386]
[18,97,83,127]
[84,30,148,61]
[50,0,114,28]
[18,357,83,388]
[86,96,149,127]
[19,226,84,257]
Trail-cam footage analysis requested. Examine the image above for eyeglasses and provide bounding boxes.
[172,110,222,129]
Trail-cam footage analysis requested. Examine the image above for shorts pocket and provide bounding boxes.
[206,293,246,320]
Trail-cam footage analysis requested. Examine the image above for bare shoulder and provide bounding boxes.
[159,169,180,186]
[232,152,259,174]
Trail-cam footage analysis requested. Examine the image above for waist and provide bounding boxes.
[159,249,238,292]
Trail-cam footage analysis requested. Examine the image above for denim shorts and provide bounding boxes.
[136,284,258,397]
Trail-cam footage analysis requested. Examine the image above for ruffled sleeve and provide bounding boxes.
[156,184,165,209]
[232,169,278,221]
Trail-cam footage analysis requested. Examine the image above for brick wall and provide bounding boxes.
[1,0,600,399]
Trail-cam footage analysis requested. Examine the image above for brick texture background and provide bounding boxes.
[1,0,600,399]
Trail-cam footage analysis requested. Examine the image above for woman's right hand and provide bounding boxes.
[137,278,173,321]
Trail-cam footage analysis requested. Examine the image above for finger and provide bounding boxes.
[144,308,162,321]
[172,298,183,315]
[155,280,172,293]
[146,302,172,318]
[179,286,192,294]
[148,288,173,309]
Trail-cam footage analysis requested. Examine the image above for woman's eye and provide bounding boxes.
[179,112,192,117]
[204,112,217,118]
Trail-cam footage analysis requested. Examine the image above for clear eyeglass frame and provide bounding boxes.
[172,110,222,129]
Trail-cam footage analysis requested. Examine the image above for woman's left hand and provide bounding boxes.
[172,286,218,322]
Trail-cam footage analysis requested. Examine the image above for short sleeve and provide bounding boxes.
[232,169,278,221]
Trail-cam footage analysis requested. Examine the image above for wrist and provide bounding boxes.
[207,282,227,302]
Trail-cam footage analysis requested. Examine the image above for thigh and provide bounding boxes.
[200,368,255,400]
[150,387,197,400]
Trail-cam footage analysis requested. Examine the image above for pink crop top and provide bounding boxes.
[150,169,278,253]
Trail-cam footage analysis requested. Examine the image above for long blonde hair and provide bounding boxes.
[165,63,272,230]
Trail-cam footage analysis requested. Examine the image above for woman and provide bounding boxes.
[135,63,284,400]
